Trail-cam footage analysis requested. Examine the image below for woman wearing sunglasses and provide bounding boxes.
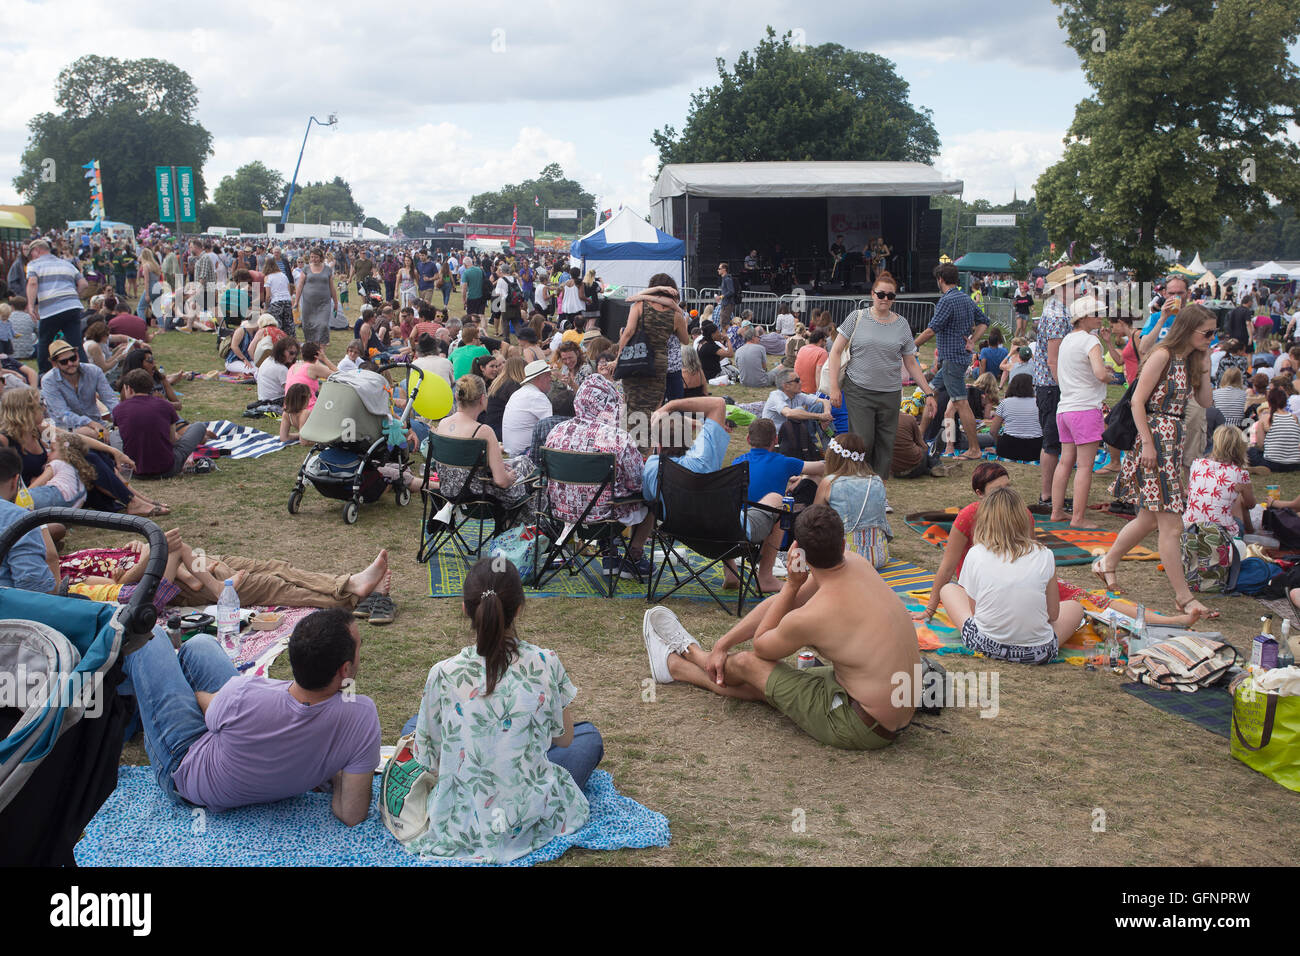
[1094,304,1219,621]
[824,272,937,478]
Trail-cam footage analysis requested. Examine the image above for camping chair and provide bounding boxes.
[647,458,785,616]
[532,449,641,597]
[417,433,523,564]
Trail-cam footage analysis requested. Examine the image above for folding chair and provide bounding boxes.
[647,458,785,616]
[417,433,519,564]
[532,448,642,597]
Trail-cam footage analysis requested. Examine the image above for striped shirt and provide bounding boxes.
[1265,410,1300,464]
[1213,387,1247,427]
[994,396,1043,439]
[26,254,83,316]
[838,309,916,391]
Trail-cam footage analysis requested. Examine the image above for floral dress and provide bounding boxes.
[1110,355,1189,512]
[407,642,588,863]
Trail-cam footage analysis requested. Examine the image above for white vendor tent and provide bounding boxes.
[569,207,684,291]
[1185,252,1206,274]
[1240,261,1291,281]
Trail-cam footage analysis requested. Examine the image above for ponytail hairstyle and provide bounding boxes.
[463,557,525,695]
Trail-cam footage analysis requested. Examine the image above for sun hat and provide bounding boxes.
[520,359,551,384]
[48,339,77,360]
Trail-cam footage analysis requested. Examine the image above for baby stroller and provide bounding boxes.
[288,364,424,524]
[0,508,168,865]
[358,274,382,302]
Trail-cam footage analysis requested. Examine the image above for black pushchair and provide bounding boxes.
[0,509,167,865]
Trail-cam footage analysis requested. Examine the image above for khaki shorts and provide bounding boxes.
[764,663,895,750]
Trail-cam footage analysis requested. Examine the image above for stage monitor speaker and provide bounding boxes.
[916,207,942,249]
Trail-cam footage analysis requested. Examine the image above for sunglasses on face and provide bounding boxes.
[1198,329,1215,339]
[56,354,77,365]
[875,291,896,300]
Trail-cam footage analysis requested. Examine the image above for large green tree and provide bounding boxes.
[396,206,434,237]
[434,205,468,225]
[1202,204,1300,261]
[468,164,596,234]
[282,176,365,225]
[1036,0,1300,280]
[653,28,939,168]
[203,161,284,232]
[13,56,213,229]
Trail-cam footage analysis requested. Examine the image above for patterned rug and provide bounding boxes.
[903,509,1158,566]
[75,768,668,867]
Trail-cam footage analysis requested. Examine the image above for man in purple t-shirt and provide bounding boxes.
[120,608,380,823]
[114,369,210,477]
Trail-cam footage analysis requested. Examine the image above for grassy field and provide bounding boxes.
[94,298,1300,867]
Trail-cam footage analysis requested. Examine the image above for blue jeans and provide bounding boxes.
[547,722,604,790]
[398,716,603,791]
[28,484,79,509]
[120,633,238,802]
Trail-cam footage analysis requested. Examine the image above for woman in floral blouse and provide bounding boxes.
[407,559,603,863]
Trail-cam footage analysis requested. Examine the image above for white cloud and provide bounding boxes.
[936,129,1069,203]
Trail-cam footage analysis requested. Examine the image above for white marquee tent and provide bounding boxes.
[569,207,685,291]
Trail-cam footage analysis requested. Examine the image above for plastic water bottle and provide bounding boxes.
[217,579,242,657]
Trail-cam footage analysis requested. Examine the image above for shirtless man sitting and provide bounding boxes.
[643,504,920,749]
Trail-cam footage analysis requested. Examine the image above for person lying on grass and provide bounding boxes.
[644,504,920,750]
[120,607,379,823]
[67,526,236,611]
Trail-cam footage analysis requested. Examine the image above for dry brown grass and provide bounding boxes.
[104,306,1300,866]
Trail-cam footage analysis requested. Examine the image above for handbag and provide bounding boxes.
[1231,676,1300,792]
[1180,521,1241,593]
[614,328,655,379]
[1125,633,1239,692]
[1101,379,1139,450]
[379,733,437,842]
[818,311,859,393]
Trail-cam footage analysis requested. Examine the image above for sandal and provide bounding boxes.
[366,594,396,625]
[1091,556,1121,593]
[1176,597,1220,621]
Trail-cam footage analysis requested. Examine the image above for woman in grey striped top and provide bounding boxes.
[988,374,1043,462]
[1249,385,1300,472]
[1211,365,1247,427]
[824,272,936,477]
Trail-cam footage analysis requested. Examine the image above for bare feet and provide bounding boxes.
[756,576,783,594]
[346,549,389,598]
[1069,519,1102,529]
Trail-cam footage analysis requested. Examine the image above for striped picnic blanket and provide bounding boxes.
[200,420,297,459]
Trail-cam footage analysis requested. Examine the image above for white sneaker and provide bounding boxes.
[642,606,700,683]
[885,504,894,514]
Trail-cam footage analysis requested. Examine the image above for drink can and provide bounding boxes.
[1267,484,1280,503]
[781,495,795,530]
[796,651,817,670]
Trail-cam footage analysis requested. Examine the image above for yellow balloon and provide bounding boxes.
[407,371,453,420]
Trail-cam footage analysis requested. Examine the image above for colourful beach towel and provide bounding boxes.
[903,510,1157,566]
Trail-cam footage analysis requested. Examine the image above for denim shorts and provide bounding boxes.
[937,360,968,402]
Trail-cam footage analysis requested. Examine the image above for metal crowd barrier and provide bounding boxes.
[980,296,1015,334]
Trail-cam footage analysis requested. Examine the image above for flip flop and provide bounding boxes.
[366,594,396,625]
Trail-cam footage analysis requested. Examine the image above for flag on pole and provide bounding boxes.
[510,204,518,249]
[601,208,612,222]
[533,195,540,206]
[83,159,104,222]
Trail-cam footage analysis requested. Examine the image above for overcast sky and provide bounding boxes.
[2,0,1092,226]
